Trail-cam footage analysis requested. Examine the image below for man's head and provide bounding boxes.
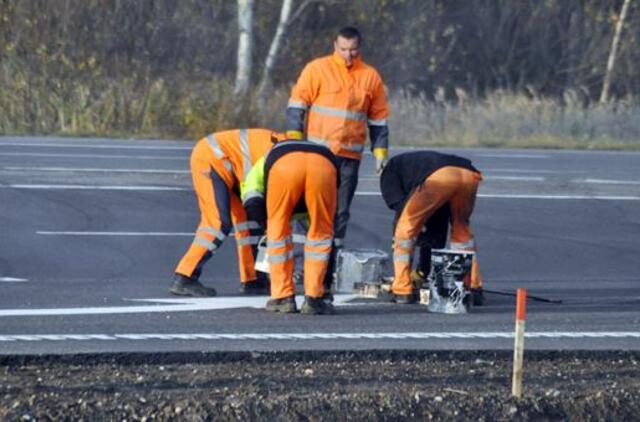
[333,26,361,67]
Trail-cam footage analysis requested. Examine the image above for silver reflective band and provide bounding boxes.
[234,221,261,232]
[237,235,260,246]
[450,240,475,250]
[367,118,388,126]
[268,251,294,263]
[242,190,264,203]
[198,226,226,241]
[206,134,225,159]
[307,137,364,153]
[287,100,309,110]
[305,238,333,248]
[307,136,330,147]
[239,129,252,182]
[304,251,330,261]
[194,236,218,251]
[267,237,292,249]
[395,238,415,248]
[310,105,367,122]
[393,254,411,262]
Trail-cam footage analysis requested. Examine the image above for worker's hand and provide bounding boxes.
[373,148,388,175]
[285,130,304,140]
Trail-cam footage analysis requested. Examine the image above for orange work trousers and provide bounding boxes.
[175,140,259,284]
[266,152,337,299]
[392,166,483,295]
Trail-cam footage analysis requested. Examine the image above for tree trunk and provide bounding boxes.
[256,0,295,108]
[234,0,255,99]
[600,0,632,104]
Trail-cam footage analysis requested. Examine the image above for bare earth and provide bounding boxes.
[1,351,639,421]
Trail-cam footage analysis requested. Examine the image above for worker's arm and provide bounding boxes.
[368,72,390,175]
[285,63,319,139]
[241,157,267,230]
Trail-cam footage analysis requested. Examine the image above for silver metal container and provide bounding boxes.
[335,249,389,293]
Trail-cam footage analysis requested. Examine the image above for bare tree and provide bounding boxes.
[600,0,632,104]
[234,0,255,99]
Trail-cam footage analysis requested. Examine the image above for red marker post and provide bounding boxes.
[512,288,527,398]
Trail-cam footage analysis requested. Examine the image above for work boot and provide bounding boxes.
[265,296,297,313]
[392,292,417,305]
[471,288,485,306]
[169,274,217,297]
[240,273,270,295]
[322,291,334,304]
[301,296,335,315]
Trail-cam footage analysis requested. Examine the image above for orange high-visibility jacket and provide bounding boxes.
[200,128,284,188]
[287,52,389,160]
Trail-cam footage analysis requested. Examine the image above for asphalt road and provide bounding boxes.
[1,136,639,354]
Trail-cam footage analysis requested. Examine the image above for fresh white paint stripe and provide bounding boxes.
[4,166,189,174]
[581,178,640,185]
[0,277,28,283]
[2,184,188,191]
[0,152,185,160]
[1,332,639,342]
[0,142,191,150]
[37,231,194,236]
[355,191,640,200]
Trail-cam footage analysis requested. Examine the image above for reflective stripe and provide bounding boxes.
[194,237,218,251]
[305,238,333,248]
[242,190,264,203]
[287,100,309,110]
[395,238,415,248]
[239,129,252,182]
[310,105,367,122]
[234,221,261,232]
[394,254,411,263]
[333,238,344,247]
[450,240,475,250]
[236,235,260,246]
[268,250,294,264]
[307,136,364,153]
[267,237,292,249]
[367,118,388,126]
[206,134,233,172]
[198,226,226,241]
[305,251,330,261]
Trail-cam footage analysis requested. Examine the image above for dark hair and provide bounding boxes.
[336,26,362,45]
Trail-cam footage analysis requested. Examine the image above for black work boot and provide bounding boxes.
[301,296,335,315]
[392,292,417,305]
[240,273,270,295]
[471,288,485,306]
[169,274,217,297]
[265,296,297,313]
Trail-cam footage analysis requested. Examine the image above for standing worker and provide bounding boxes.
[241,140,338,315]
[380,151,484,305]
[286,26,390,290]
[171,128,284,297]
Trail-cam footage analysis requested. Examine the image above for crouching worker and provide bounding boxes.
[380,151,484,305]
[171,129,284,297]
[242,140,338,314]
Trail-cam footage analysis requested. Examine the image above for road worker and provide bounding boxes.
[286,26,389,293]
[380,151,484,305]
[241,140,338,314]
[171,128,285,297]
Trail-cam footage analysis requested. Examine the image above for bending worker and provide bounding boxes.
[242,140,338,315]
[171,128,284,297]
[286,26,390,289]
[380,151,484,305]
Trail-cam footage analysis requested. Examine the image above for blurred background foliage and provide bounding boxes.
[0,0,638,148]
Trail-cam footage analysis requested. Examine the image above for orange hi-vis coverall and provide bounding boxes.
[286,52,390,160]
[175,128,284,285]
[242,141,338,300]
[380,151,483,296]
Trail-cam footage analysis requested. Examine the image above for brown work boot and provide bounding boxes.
[169,274,217,297]
[265,296,297,313]
[301,296,335,315]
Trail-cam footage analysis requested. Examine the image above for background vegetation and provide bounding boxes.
[1,0,638,148]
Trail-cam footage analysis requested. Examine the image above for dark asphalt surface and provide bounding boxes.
[1,136,639,354]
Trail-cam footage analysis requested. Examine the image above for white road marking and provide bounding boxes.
[2,184,188,191]
[355,191,640,200]
[489,168,585,174]
[0,295,359,317]
[0,277,28,283]
[37,231,194,236]
[3,166,189,174]
[0,142,191,150]
[1,331,639,342]
[477,153,548,159]
[483,176,545,181]
[580,178,640,185]
[0,152,185,160]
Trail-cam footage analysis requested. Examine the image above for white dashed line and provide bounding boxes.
[0,277,28,283]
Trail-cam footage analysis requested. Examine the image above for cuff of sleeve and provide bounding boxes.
[373,148,388,159]
[286,130,304,140]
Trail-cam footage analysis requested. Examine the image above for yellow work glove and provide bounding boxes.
[373,148,388,175]
[285,130,303,140]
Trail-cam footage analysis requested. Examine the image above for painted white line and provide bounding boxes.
[2,184,189,191]
[0,152,185,160]
[0,142,191,150]
[0,295,359,317]
[3,166,189,174]
[1,331,639,342]
[0,277,28,283]
[483,176,545,181]
[580,178,640,185]
[489,168,585,174]
[37,231,194,236]
[477,153,548,159]
[355,191,640,200]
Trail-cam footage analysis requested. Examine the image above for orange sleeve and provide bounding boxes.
[290,62,320,106]
[367,70,389,121]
